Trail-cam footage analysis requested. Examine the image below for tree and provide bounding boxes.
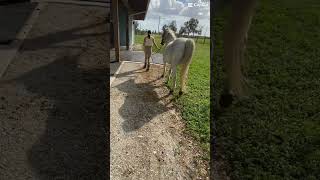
[134,21,139,33]
[183,21,191,36]
[183,18,201,37]
[134,21,139,32]
[162,24,168,32]
[162,21,177,33]
[195,26,203,42]
[168,20,177,33]
[197,26,203,36]
[198,29,202,35]
[189,18,200,37]
[178,26,188,36]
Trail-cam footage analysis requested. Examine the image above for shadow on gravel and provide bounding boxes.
[11,52,108,179]
[20,22,107,51]
[0,2,37,45]
[114,70,173,132]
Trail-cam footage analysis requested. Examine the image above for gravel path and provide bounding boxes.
[0,3,108,179]
[110,62,209,180]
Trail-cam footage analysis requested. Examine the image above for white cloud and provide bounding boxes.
[148,0,209,18]
[138,0,210,37]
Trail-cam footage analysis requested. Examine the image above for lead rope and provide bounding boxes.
[150,44,163,63]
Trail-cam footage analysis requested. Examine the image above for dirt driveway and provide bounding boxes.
[110,62,209,179]
[0,3,108,179]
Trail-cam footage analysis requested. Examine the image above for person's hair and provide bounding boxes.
[147,30,151,38]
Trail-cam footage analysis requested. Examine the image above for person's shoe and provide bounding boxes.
[146,63,150,71]
[143,64,147,68]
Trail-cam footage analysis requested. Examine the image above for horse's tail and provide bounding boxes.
[180,39,195,92]
[182,39,195,65]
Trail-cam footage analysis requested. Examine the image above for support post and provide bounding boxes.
[112,0,120,61]
[126,15,129,50]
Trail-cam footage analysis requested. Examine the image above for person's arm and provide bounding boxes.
[152,37,160,49]
[143,37,146,46]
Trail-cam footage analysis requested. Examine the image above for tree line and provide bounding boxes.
[135,18,208,43]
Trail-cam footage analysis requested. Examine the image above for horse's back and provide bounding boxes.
[164,38,191,64]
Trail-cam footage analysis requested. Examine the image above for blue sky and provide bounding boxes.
[136,0,210,37]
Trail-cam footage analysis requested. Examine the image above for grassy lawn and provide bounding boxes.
[135,34,210,157]
[213,0,320,179]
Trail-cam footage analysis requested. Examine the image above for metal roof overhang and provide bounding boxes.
[121,0,150,20]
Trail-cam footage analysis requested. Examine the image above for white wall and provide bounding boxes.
[128,16,135,48]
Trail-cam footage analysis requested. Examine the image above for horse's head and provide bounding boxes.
[161,27,175,45]
[160,28,168,45]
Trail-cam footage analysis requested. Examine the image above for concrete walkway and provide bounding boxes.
[110,49,164,64]
[0,2,37,43]
[0,2,43,77]
[110,61,208,179]
[110,50,163,85]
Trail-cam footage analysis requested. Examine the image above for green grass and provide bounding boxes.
[135,34,210,157]
[213,0,320,179]
[134,34,164,53]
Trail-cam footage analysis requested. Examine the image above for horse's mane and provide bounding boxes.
[166,28,176,39]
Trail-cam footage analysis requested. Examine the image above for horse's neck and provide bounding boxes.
[167,33,176,44]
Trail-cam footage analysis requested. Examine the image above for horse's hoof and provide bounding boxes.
[179,91,184,96]
[161,75,164,78]
[169,90,174,94]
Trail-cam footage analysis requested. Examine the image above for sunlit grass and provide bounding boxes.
[213,0,320,179]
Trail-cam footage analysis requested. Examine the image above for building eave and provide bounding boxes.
[125,0,150,20]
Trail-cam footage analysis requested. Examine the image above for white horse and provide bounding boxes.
[160,28,195,94]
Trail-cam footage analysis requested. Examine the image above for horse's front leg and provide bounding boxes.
[162,62,166,78]
[164,66,172,84]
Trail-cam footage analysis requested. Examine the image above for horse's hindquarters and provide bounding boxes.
[164,39,188,65]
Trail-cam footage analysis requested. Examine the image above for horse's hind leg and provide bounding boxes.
[164,67,172,84]
[168,67,172,81]
[180,63,190,94]
[171,66,177,92]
